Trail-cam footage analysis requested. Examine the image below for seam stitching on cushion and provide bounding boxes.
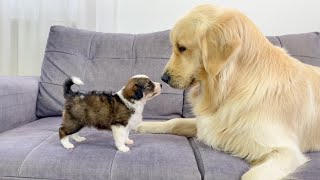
[18,132,57,176]
[131,35,137,76]
[88,58,135,61]
[1,175,68,180]
[292,55,320,59]
[39,82,63,86]
[276,36,282,48]
[0,92,35,98]
[45,50,83,58]
[46,58,69,77]
[41,69,54,84]
[82,61,89,89]
[188,138,205,180]
[132,35,136,59]
[88,34,96,60]
[164,45,172,55]
[182,91,185,117]
[109,150,118,180]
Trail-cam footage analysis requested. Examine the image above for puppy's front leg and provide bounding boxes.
[111,125,130,152]
[124,126,134,145]
[136,118,197,138]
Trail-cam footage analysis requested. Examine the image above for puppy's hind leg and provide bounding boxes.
[70,132,86,142]
[111,125,130,152]
[241,148,309,180]
[59,123,83,149]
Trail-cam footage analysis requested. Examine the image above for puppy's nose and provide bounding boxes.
[161,72,171,84]
[160,84,162,88]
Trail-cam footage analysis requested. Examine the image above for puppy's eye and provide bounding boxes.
[178,46,186,53]
[146,82,153,88]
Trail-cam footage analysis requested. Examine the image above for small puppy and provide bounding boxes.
[59,75,162,152]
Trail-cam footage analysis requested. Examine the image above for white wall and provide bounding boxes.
[116,0,320,36]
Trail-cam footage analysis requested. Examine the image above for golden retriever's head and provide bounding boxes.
[161,5,242,89]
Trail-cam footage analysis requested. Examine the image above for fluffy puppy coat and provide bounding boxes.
[59,75,161,152]
[137,4,320,179]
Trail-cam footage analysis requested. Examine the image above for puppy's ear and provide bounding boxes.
[196,22,241,75]
[132,84,144,100]
[123,81,144,101]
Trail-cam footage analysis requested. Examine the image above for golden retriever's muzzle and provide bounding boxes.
[161,72,171,84]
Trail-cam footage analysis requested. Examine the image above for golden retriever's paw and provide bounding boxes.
[135,122,153,133]
[135,121,169,134]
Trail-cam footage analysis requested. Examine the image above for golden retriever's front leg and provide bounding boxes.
[136,118,197,138]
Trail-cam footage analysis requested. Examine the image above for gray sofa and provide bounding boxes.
[0,26,319,180]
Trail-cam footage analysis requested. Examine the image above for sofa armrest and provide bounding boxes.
[0,76,39,133]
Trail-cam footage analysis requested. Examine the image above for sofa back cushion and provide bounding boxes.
[182,32,320,118]
[36,26,183,119]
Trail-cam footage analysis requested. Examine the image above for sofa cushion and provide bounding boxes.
[289,152,320,180]
[0,118,58,178]
[36,26,183,119]
[0,77,39,133]
[0,117,200,180]
[182,32,320,118]
[189,138,320,180]
[189,138,249,180]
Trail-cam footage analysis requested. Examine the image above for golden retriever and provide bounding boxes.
[137,4,320,180]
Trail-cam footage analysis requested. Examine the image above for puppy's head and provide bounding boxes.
[122,75,162,102]
[161,4,242,89]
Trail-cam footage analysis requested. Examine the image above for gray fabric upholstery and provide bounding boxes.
[275,32,320,66]
[289,152,320,180]
[0,118,57,178]
[189,138,250,180]
[182,32,320,118]
[189,138,320,180]
[36,26,183,119]
[0,117,200,180]
[0,77,39,133]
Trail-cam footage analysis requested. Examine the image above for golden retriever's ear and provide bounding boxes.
[196,24,241,75]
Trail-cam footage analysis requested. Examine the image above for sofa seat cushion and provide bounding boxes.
[189,138,250,180]
[0,117,200,180]
[289,152,320,180]
[189,138,320,180]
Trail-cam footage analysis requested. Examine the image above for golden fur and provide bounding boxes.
[137,4,320,179]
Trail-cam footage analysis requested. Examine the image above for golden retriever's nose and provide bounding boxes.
[161,72,171,84]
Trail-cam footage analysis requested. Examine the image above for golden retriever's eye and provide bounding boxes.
[178,46,187,52]
[178,46,186,53]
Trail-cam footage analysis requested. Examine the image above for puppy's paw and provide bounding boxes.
[71,134,86,143]
[125,139,134,145]
[117,146,130,152]
[63,143,75,149]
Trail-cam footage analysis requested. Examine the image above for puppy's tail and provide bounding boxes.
[63,76,84,98]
